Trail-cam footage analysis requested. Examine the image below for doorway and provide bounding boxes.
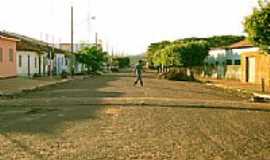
[246,57,256,83]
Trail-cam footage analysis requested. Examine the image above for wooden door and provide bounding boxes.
[248,57,256,83]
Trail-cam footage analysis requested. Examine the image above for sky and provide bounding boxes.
[0,0,258,55]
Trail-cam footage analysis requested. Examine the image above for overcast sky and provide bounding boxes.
[0,0,258,55]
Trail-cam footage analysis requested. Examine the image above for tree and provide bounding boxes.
[244,1,270,52]
[112,57,130,68]
[173,35,244,48]
[172,41,209,78]
[175,41,209,68]
[146,41,171,68]
[76,46,107,73]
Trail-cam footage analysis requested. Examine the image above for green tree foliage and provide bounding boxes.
[146,35,244,69]
[112,57,130,68]
[173,35,244,48]
[244,1,270,52]
[174,41,209,68]
[76,46,107,73]
[147,41,171,66]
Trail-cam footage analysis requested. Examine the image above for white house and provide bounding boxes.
[205,40,259,80]
[53,53,70,75]
[17,51,46,77]
[1,31,71,77]
[229,40,259,59]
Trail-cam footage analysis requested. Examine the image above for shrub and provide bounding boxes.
[111,67,119,73]
[164,69,195,81]
[61,70,68,79]
[32,73,41,78]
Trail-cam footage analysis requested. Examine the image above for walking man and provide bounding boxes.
[134,60,144,87]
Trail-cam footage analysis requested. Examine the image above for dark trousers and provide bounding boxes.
[134,74,143,86]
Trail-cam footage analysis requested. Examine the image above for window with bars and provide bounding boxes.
[234,60,241,65]
[226,59,233,65]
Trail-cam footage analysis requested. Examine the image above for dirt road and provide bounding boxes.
[1,73,270,159]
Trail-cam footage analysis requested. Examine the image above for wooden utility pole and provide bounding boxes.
[71,6,74,54]
[95,32,98,48]
[71,6,75,75]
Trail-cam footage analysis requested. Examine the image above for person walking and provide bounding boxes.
[133,60,144,87]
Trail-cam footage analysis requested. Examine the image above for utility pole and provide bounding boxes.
[95,32,98,48]
[71,6,74,54]
[71,6,75,76]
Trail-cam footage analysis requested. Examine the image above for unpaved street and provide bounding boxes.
[1,73,270,160]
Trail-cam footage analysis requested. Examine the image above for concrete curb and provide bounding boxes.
[205,83,254,96]
[0,79,72,97]
[205,83,270,103]
[1,97,270,111]
[252,93,270,102]
[0,75,95,97]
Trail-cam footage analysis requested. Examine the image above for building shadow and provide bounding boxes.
[0,74,123,135]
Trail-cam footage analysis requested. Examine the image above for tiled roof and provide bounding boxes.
[228,39,254,49]
[0,35,19,42]
[0,31,67,54]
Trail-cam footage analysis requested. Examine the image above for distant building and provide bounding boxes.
[57,43,93,52]
[56,43,98,74]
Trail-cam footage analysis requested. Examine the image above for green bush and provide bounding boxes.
[61,70,68,79]
[111,67,119,73]
[32,73,41,78]
[164,69,195,81]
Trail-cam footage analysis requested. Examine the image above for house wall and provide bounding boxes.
[225,65,241,80]
[241,51,270,86]
[0,38,17,77]
[54,53,69,75]
[16,51,44,77]
[232,47,259,55]
[207,49,241,65]
[205,49,241,79]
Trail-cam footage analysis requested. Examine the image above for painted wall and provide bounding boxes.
[232,47,259,56]
[53,53,69,75]
[0,38,17,77]
[206,49,241,65]
[16,51,44,77]
[241,51,270,86]
[225,65,241,80]
[205,49,241,79]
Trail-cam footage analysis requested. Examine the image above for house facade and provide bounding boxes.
[0,35,18,78]
[53,53,70,75]
[205,48,241,79]
[16,51,46,77]
[241,51,270,86]
[57,43,92,74]
[204,40,259,80]
[1,31,70,77]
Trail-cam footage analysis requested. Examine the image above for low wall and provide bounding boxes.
[225,65,241,80]
[201,65,241,80]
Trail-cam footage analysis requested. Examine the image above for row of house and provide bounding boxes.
[0,31,71,78]
[0,31,98,79]
[205,39,270,86]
